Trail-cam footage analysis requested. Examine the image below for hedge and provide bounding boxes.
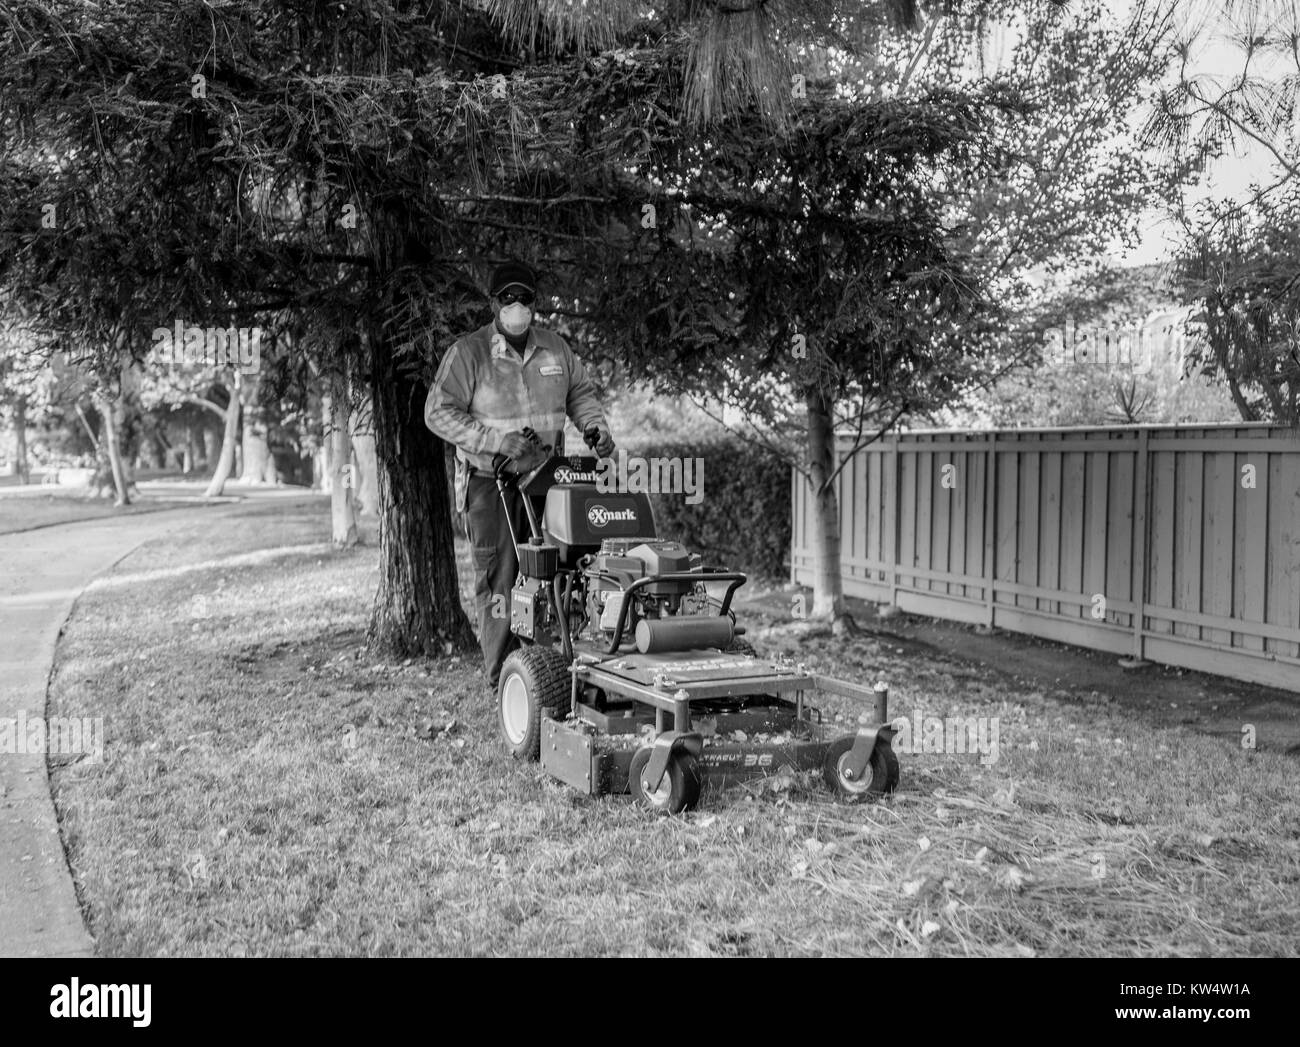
[620,437,791,580]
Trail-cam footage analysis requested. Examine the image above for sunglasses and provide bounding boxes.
[496,289,535,306]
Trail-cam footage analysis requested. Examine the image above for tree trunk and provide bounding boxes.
[94,391,131,507]
[13,395,30,485]
[366,327,476,656]
[350,429,380,517]
[200,424,217,470]
[239,379,278,484]
[805,386,851,628]
[204,376,241,498]
[313,444,328,491]
[118,363,142,499]
[325,386,358,548]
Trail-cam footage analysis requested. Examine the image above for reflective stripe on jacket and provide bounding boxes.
[424,321,608,511]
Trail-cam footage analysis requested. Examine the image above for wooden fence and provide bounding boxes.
[791,424,1300,693]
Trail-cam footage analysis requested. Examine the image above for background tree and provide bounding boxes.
[1150,0,1300,422]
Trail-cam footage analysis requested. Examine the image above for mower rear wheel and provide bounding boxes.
[629,747,701,815]
[724,639,758,658]
[498,645,571,762]
[823,735,899,802]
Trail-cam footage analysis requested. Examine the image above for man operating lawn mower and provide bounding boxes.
[425,260,616,691]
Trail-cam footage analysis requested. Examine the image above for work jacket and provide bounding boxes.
[424,321,608,511]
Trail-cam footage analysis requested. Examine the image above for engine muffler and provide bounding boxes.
[633,616,735,653]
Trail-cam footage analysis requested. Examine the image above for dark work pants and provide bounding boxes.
[463,473,543,690]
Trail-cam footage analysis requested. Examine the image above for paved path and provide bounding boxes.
[0,493,316,957]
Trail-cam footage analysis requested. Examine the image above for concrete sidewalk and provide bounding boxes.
[0,502,287,956]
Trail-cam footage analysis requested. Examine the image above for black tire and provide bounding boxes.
[724,638,758,658]
[823,734,899,802]
[629,746,702,814]
[498,645,570,761]
[883,742,901,792]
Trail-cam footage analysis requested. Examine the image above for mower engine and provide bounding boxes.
[584,539,717,646]
[535,480,729,652]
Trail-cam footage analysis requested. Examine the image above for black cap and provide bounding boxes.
[488,260,537,296]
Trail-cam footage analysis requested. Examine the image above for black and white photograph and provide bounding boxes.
[0,0,1295,1018]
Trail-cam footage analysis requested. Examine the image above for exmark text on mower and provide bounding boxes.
[491,426,900,814]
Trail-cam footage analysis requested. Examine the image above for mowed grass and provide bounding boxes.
[0,490,187,534]
[47,500,1300,956]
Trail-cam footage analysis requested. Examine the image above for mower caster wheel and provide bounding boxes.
[630,747,701,815]
[823,735,899,803]
[498,645,571,762]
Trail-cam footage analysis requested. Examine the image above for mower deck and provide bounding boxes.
[540,645,896,803]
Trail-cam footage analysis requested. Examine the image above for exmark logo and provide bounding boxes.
[50,979,151,1027]
[555,467,601,484]
[587,504,637,527]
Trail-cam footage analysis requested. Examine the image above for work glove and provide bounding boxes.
[499,431,534,461]
[499,430,549,472]
[585,424,616,458]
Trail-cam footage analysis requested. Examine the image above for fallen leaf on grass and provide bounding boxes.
[1003,866,1033,892]
[921,920,940,938]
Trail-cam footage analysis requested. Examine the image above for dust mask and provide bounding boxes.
[499,303,533,336]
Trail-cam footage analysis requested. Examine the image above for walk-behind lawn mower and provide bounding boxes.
[492,428,900,814]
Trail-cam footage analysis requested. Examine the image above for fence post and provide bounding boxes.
[1131,427,1149,659]
[888,432,900,605]
[790,466,798,587]
[984,430,996,627]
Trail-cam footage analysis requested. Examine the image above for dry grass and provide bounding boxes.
[46,499,1300,956]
